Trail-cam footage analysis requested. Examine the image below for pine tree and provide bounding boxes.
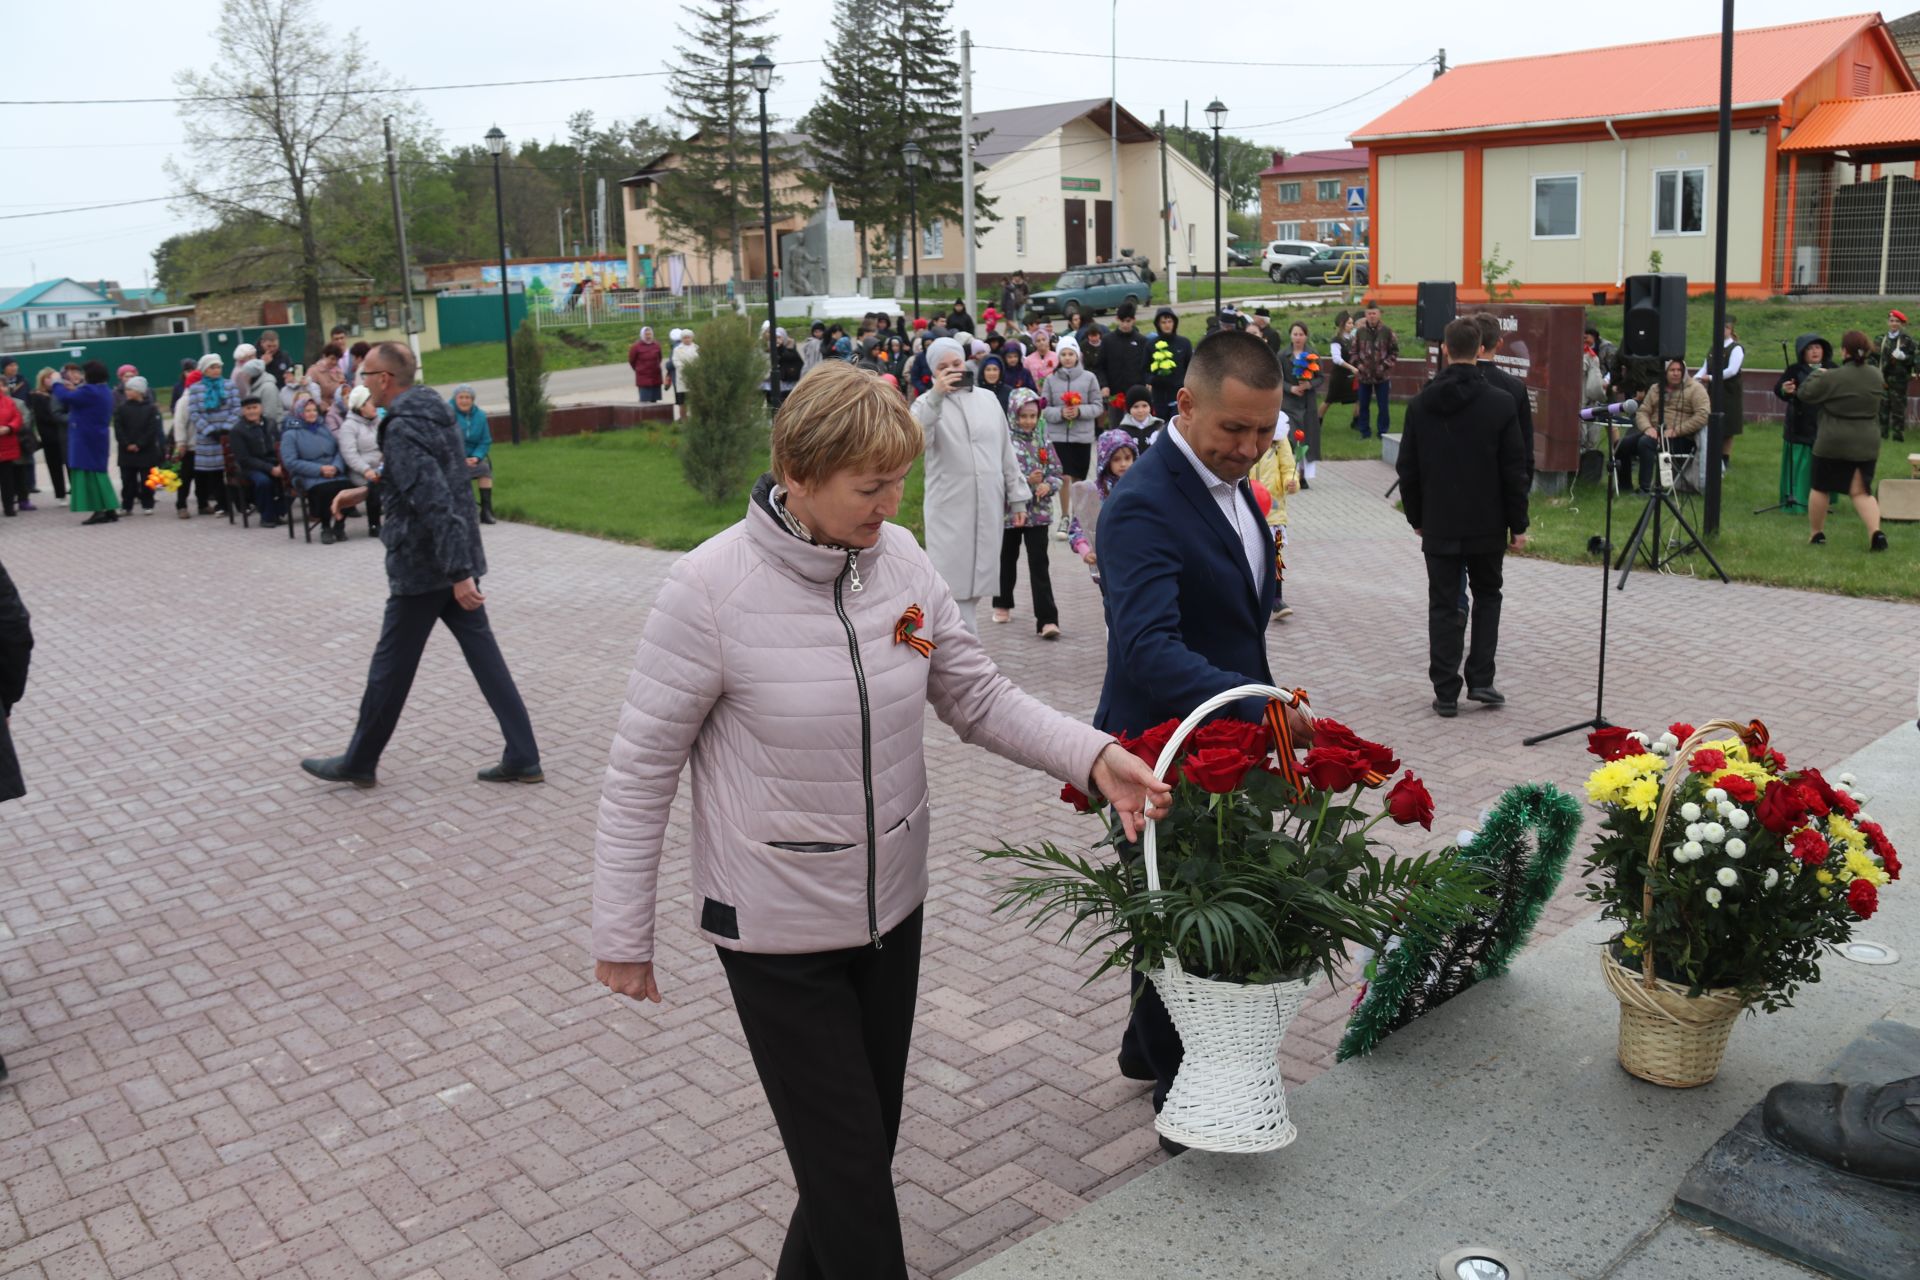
[886,0,993,266]
[798,0,896,277]
[657,0,790,286]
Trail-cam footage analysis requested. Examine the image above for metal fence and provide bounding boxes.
[1772,164,1920,295]
[528,283,769,331]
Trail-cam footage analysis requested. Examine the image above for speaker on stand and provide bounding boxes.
[1416,281,1457,343]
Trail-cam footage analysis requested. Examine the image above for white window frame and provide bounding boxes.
[1531,172,1582,240]
[1014,215,1027,256]
[1276,181,1301,203]
[922,217,944,258]
[1272,221,1301,240]
[1651,165,1707,237]
[1316,179,1340,201]
[1314,219,1342,241]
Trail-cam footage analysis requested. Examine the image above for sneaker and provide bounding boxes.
[17,500,33,512]
[178,509,192,520]
[1273,604,1294,620]
[1870,531,1888,552]
[1052,526,1068,541]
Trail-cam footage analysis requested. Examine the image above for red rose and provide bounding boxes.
[1312,719,1399,779]
[1384,771,1435,830]
[1587,726,1637,761]
[1847,878,1878,919]
[1061,783,1094,813]
[1123,719,1182,774]
[1188,717,1269,762]
[1757,783,1808,835]
[1182,747,1255,794]
[1303,745,1372,792]
[1668,722,1696,743]
[1790,828,1829,866]
[1688,748,1727,775]
[1713,773,1758,804]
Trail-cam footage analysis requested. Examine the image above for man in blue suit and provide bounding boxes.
[1095,327,1316,1153]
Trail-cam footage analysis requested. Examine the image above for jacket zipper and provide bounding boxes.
[834,549,881,948]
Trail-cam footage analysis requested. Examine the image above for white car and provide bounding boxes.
[1262,239,1331,283]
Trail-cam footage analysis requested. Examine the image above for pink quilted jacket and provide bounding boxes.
[592,487,1113,962]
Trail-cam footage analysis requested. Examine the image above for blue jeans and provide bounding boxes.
[1355,380,1391,437]
[245,470,283,521]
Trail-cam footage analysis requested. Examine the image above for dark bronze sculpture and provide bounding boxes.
[1764,1075,1920,1190]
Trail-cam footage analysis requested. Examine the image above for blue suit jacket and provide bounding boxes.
[1094,428,1276,737]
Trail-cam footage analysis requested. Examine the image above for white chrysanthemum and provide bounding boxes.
[1705,788,1727,805]
[1651,740,1672,756]
[1681,840,1704,862]
[1630,730,1650,745]
[1685,822,1704,842]
[1457,830,1476,848]
[1705,887,1723,907]
[1839,772,1856,786]
[1680,803,1702,822]
[1716,866,1738,887]
[1764,869,1780,889]
[1703,822,1727,844]
[1728,809,1750,830]
[1726,838,1746,859]
[1717,802,1736,818]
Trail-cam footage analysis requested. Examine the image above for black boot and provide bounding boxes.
[479,487,496,525]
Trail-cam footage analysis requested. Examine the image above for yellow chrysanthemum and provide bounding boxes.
[1585,753,1668,811]
[1703,737,1750,763]
[1711,760,1774,792]
[1816,869,1835,885]
[1622,777,1661,818]
[1844,847,1891,888]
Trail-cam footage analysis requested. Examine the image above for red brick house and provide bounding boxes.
[1256,148,1371,245]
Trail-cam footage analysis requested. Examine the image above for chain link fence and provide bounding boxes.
[1772,163,1920,295]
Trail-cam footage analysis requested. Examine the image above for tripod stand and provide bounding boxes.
[1612,395,1730,589]
[1524,409,1623,746]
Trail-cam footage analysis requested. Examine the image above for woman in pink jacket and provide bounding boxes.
[593,363,1168,1279]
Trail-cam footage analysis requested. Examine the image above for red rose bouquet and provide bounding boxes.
[1581,719,1898,1012]
[992,704,1481,985]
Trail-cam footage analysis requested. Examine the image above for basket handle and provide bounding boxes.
[1639,717,1768,991]
[1142,684,1307,904]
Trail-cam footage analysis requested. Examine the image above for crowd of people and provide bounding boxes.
[0,325,500,538]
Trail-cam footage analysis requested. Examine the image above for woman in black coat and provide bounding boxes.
[1771,333,1832,514]
[0,558,31,806]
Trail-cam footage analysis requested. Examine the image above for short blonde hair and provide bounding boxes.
[771,362,923,487]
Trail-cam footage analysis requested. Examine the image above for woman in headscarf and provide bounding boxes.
[450,384,496,525]
[998,340,1037,396]
[184,352,237,517]
[52,362,119,525]
[628,326,665,403]
[976,354,1011,413]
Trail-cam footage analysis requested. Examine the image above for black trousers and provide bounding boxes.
[302,479,353,532]
[992,525,1058,629]
[1120,965,1181,1111]
[342,587,540,775]
[1426,550,1504,702]
[119,463,155,510]
[39,429,65,498]
[180,467,228,512]
[0,463,18,516]
[718,908,923,1280]
[1614,431,1658,492]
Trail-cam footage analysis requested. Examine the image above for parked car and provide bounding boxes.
[1226,245,1253,267]
[1262,239,1330,283]
[1293,246,1370,286]
[1024,263,1152,319]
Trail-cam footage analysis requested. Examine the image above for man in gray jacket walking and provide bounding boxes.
[300,342,541,787]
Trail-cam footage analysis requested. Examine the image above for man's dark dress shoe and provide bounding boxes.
[1764,1076,1920,1189]
[301,756,376,788]
[477,763,544,784]
[1467,687,1506,706]
[1432,698,1458,719]
[1158,1133,1188,1156]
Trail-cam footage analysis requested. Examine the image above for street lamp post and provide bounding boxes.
[750,54,782,408]
[903,140,924,324]
[485,125,520,445]
[1205,99,1226,317]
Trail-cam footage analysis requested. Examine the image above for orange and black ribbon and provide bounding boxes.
[1264,688,1312,795]
[1740,719,1770,754]
[894,605,936,658]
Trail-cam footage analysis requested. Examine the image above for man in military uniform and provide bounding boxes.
[1873,308,1915,441]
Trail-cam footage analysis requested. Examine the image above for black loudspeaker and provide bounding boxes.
[1416,281,1456,342]
[1622,273,1688,359]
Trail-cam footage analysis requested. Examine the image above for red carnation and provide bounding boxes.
[1756,782,1809,835]
[1713,773,1758,804]
[1061,783,1094,813]
[1859,820,1901,880]
[1668,722,1696,743]
[1183,747,1255,794]
[1790,828,1830,866]
[1688,748,1727,775]
[1303,745,1372,792]
[1587,726,1637,762]
[1794,782,1830,819]
[1847,878,1878,920]
[1188,717,1269,762]
[1384,772,1435,830]
[1763,747,1788,770]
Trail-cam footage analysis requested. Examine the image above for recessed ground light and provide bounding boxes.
[1436,1247,1526,1280]
[1837,939,1899,966]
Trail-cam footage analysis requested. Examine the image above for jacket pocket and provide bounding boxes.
[767,841,855,854]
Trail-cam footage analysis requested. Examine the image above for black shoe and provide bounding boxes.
[0,1053,7,1084]
[300,755,376,788]
[1763,1076,1920,1190]
[320,526,337,545]
[332,522,348,542]
[81,511,111,525]
[1809,531,1826,545]
[367,523,379,537]
[477,763,544,784]
[1432,697,1458,719]
[1466,687,1506,706]
[1871,531,1889,552]
[1157,1133,1189,1157]
[1297,477,1310,491]
[1117,1052,1156,1082]
[259,519,280,529]
[479,509,497,526]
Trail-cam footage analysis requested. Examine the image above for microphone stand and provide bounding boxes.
[1524,409,1622,746]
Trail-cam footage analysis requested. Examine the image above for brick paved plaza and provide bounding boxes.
[0,457,1914,1279]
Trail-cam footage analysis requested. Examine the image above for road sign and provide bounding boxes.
[1346,187,1367,212]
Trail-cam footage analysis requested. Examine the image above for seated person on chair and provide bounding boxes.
[1616,358,1707,494]
[338,385,385,536]
[281,397,354,544]
[228,395,286,528]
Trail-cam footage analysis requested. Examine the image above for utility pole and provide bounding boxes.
[1109,0,1119,255]
[577,161,588,260]
[1159,110,1176,304]
[961,29,977,318]
[382,116,420,361]
[558,208,569,258]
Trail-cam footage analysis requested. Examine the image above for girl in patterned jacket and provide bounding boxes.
[991,388,1063,638]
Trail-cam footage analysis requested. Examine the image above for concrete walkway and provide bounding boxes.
[0,457,1913,1278]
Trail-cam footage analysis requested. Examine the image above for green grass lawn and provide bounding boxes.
[422,327,638,385]
[491,422,925,550]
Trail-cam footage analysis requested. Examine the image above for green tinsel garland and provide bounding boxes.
[1337,782,1583,1061]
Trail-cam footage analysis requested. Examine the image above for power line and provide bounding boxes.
[0,162,388,221]
[1230,62,1435,133]
[972,45,1430,70]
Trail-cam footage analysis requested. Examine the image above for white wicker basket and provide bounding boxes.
[1144,683,1316,1154]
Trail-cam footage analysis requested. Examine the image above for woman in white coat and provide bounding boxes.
[910,337,1031,632]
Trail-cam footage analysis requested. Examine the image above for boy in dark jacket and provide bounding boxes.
[112,377,166,513]
[1103,303,1152,425]
[1395,318,1529,719]
[1146,307,1192,420]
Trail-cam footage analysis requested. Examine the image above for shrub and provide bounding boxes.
[680,316,768,505]
[511,320,551,440]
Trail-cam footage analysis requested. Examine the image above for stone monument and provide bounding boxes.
[779,187,874,318]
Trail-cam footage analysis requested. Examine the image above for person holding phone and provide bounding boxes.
[910,337,1032,634]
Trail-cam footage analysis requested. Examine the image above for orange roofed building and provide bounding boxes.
[1351,13,1920,304]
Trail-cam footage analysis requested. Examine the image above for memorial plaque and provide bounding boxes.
[1422,303,1585,476]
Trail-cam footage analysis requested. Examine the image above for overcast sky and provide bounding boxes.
[2,0,1836,293]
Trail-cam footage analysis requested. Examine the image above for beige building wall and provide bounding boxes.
[1378,150,1464,284]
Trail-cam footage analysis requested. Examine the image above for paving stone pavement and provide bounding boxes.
[0,457,1913,1280]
